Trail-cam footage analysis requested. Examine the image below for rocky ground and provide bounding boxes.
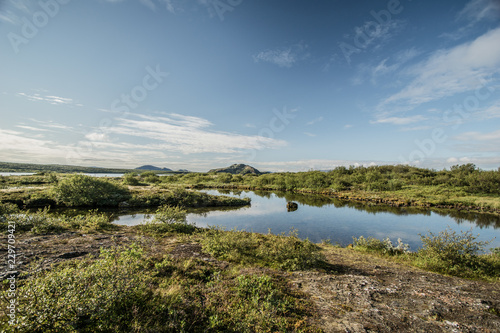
[1,230,499,332]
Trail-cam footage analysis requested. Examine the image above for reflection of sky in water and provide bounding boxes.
[113,190,500,251]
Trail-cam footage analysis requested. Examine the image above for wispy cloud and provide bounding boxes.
[440,0,500,40]
[377,27,500,113]
[30,119,74,131]
[351,48,421,86]
[453,129,500,153]
[104,113,288,154]
[456,129,500,142]
[339,18,406,65]
[370,115,427,125]
[16,92,82,107]
[306,116,323,126]
[303,132,317,137]
[16,125,51,132]
[253,43,309,68]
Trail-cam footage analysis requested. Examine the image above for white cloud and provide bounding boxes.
[378,27,500,112]
[352,47,420,85]
[440,0,500,40]
[456,129,500,141]
[106,113,288,154]
[306,116,323,126]
[253,43,308,68]
[16,125,50,132]
[370,115,427,125]
[303,132,317,137]
[458,0,500,23]
[16,92,81,106]
[30,120,74,131]
[340,19,406,64]
[452,129,500,153]
[474,100,500,120]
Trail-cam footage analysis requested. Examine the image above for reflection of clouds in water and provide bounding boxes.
[111,190,500,250]
[114,214,152,226]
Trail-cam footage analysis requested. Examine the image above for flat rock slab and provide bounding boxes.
[290,247,500,332]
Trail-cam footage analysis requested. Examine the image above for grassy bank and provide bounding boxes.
[0,174,249,210]
[157,164,500,214]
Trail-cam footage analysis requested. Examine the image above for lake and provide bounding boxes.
[112,189,500,251]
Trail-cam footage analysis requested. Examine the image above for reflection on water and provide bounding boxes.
[59,189,499,251]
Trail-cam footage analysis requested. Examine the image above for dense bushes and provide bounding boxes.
[53,174,130,207]
[161,163,500,196]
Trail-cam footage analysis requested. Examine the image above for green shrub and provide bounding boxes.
[53,174,131,207]
[141,205,196,234]
[414,228,496,278]
[10,245,156,332]
[201,228,324,270]
[123,172,140,186]
[352,236,410,255]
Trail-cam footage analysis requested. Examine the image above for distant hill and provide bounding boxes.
[135,165,173,171]
[209,164,262,175]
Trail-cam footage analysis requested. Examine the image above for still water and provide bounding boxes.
[113,189,500,251]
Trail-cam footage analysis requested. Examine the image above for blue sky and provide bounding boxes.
[0,0,499,172]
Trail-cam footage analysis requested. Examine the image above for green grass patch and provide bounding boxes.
[200,228,325,271]
[1,244,320,332]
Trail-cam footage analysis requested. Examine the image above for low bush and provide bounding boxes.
[414,228,499,279]
[123,172,140,186]
[53,174,131,207]
[352,236,410,255]
[0,209,117,234]
[141,205,196,234]
[10,245,156,332]
[200,228,324,270]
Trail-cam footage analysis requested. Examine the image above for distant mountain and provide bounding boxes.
[209,164,262,175]
[177,169,190,173]
[135,165,173,171]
